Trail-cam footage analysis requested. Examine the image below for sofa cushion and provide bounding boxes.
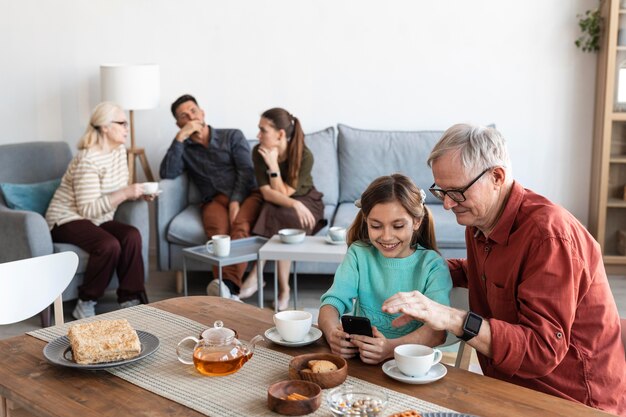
[167,204,206,246]
[337,124,443,204]
[304,126,338,206]
[0,178,61,215]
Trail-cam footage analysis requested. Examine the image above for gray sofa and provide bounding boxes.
[0,141,150,303]
[155,124,466,281]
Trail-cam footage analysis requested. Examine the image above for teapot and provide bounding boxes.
[176,320,264,376]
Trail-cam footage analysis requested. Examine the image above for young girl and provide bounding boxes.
[318,174,452,364]
[238,107,325,310]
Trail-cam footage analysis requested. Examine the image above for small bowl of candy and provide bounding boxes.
[327,385,388,416]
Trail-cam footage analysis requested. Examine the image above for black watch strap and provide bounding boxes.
[460,311,483,342]
[266,170,279,178]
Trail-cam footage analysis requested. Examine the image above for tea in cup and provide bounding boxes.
[142,182,159,195]
[206,234,230,257]
[273,310,312,342]
[327,226,346,242]
[394,344,442,377]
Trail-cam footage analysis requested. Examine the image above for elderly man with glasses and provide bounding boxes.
[382,123,626,416]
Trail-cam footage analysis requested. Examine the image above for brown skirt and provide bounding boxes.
[252,187,327,237]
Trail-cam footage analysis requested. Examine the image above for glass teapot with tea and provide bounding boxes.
[176,320,264,376]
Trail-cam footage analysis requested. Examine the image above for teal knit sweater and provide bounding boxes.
[320,243,452,339]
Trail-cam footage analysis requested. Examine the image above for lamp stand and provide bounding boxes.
[127,109,155,184]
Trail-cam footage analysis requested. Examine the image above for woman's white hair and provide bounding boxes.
[427,123,512,176]
[77,101,124,150]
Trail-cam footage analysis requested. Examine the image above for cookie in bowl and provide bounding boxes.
[289,353,347,389]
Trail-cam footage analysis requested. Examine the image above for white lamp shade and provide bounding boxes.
[100,64,160,110]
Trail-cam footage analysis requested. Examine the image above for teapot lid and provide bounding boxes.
[203,320,235,343]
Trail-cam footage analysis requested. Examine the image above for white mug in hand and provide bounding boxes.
[142,182,159,195]
[394,344,442,377]
[205,235,231,257]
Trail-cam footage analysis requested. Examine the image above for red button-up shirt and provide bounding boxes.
[449,182,626,416]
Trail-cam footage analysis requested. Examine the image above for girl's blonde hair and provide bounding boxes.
[347,173,438,253]
[77,102,124,150]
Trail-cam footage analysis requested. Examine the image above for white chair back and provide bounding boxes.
[0,252,78,326]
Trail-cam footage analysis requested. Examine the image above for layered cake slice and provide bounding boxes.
[68,319,141,364]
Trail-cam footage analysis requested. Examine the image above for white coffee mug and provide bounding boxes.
[205,235,231,257]
[273,310,312,342]
[394,344,442,377]
[328,226,347,242]
[142,182,159,195]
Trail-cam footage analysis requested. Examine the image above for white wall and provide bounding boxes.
[0,0,597,222]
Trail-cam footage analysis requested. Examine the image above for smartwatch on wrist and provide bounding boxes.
[266,170,279,178]
[460,311,483,342]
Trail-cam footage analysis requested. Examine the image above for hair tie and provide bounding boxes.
[419,189,426,205]
[354,199,362,208]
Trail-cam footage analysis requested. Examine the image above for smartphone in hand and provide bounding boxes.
[341,315,373,337]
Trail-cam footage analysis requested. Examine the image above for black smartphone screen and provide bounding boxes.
[341,315,373,337]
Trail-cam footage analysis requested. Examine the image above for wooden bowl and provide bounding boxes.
[267,380,322,416]
[288,353,348,389]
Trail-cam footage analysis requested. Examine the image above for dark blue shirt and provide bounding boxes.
[159,126,257,203]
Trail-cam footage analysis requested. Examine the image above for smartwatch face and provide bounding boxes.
[466,312,482,333]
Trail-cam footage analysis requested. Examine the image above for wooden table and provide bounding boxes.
[0,297,613,417]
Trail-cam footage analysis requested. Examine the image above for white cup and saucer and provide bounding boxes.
[325,226,347,245]
[141,182,161,196]
[382,344,447,384]
[265,310,322,347]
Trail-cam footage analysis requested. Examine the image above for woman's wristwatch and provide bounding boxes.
[266,169,279,178]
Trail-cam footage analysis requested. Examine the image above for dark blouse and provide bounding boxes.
[252,145,314,197]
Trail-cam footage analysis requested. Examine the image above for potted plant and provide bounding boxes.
[575,7,601,52]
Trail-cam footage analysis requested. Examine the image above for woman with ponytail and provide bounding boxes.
[318,174,451,364]
[239,108,325,310]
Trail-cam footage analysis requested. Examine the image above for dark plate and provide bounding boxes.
[43,330,159,370]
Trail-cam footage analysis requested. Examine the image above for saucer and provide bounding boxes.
[264,326,323,347]
[382,360,447,384]
[324,235,346,245]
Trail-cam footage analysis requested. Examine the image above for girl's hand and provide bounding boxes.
[257,146,279,171]
[349,327,392,364]
[325,324,358,359]
[292,200,315,230]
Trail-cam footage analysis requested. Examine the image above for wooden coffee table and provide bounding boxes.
[257,235,347,310]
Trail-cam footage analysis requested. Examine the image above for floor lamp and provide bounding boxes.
[100,64,160,183]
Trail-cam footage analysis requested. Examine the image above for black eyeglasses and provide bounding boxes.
[429,167,492,203]
[111,121,129,128]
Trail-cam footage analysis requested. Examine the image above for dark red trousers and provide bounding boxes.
[201,191,263,288]
[51,219,147,303]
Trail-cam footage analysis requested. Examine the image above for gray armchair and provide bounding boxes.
[0,142,150,320]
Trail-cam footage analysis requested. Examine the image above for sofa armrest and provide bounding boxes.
[115,200,149,281]
[155,174,189,271]
[0,206,54,262]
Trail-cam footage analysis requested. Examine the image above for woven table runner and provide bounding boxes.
[28,305,456,417]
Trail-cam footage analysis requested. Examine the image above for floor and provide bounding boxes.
[2,257,625,371]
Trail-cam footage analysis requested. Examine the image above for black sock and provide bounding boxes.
[224,280,240,295]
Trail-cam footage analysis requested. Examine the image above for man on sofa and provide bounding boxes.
[160,94,262,300]
[382,123,626,416]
